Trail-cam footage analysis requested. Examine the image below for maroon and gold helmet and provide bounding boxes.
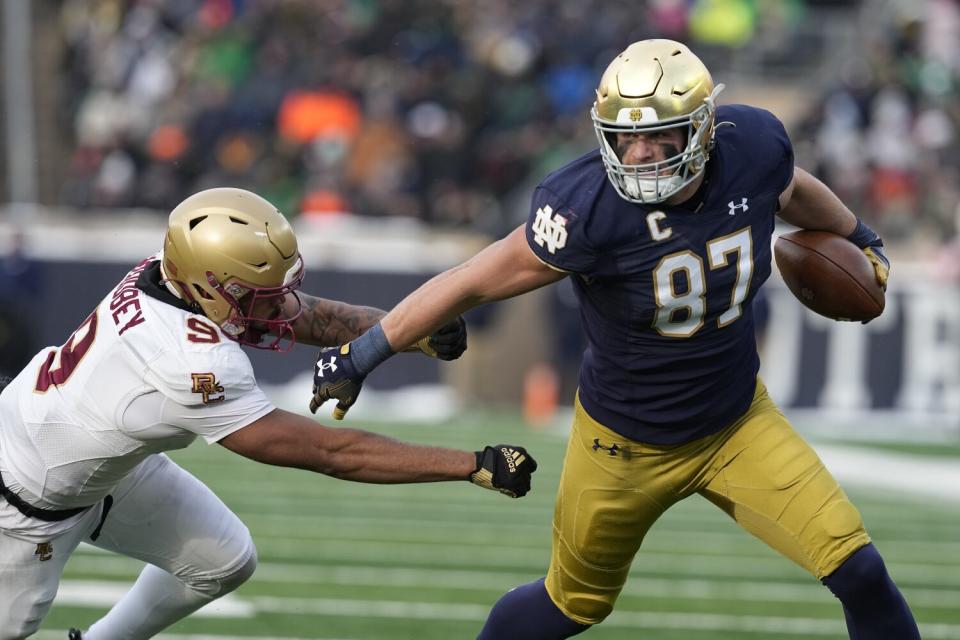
[162,188,304,350]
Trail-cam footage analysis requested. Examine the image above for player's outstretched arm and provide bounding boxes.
[218,408,537,496]
[777,167,888,289]
[308,226,566,419]
[381,225,566,351]
[290,295,386,348]
[287,294,468,359]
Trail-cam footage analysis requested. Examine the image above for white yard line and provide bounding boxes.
[53,582,960,639]
[33,633,349,640]
[55,581,255,618]
[816,444,960,503]
[58,562,960,610]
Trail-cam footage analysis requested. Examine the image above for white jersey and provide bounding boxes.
[0,255,273,531]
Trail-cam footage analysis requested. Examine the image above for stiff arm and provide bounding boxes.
[380,226,567,351]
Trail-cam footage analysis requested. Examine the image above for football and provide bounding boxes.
[773,229,885,322]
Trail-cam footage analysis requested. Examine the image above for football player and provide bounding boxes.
[309,40,919,639]
[0,187,537,640]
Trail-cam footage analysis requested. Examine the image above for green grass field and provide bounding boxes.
[40,412,960,639]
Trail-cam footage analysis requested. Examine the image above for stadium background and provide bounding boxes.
[1,0,959,638]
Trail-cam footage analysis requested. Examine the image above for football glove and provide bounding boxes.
[310,344,367,420]
[415,316,468,361]
[863,246,889,291]
[470,445,538,498]
[847,219,889,291]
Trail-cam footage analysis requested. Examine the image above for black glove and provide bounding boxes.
[310,344,366,420]
[415,316,468,361]
[470,445,538,498]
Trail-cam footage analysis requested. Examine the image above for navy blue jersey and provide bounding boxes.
[525,104,794,444]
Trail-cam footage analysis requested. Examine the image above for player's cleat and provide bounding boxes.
[68,629,83,639]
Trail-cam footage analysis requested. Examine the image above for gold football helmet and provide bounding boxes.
[162,187,304,350]
[592,39,724,204]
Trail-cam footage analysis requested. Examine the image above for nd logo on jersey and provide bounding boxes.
[532,205,568,254]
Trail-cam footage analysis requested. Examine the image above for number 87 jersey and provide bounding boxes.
[525,104,794,446]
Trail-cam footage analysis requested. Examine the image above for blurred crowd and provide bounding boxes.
[793,0,960,253]
[56,0,812,234]
[53,0,960,249]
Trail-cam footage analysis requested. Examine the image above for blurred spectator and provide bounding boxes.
[798,0,960,245]
[54,0,820,233]
[53,0,960,247]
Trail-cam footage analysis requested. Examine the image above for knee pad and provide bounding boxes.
[0,594,51,640]
[180,536,258,598]
[218,543,258,594]
[823,543,889,601]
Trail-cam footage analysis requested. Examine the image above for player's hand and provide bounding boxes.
[310,344,366,420]
[847,219,889,291]
[863,246,889,291]
[415,316,468,361]
[469,445,538,498]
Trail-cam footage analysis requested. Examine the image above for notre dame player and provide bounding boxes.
[0,188,537,640]
[308,40,919,639]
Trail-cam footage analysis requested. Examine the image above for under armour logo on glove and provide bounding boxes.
[310,345,366,420]
[316,356,339,377]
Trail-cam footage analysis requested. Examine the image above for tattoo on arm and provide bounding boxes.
[295,293,386,347]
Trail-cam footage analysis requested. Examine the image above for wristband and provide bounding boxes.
[349,323,396,375]
[846,219,882,250]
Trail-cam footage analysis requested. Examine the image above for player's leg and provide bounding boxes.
[699,380,919,639]
[77,454,257,640]
[479,397,681,639]
[477,578,588,640]
[0,507,102,640]
[822,542,919,639]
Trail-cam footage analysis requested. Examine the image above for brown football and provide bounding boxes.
[773,229,885,322]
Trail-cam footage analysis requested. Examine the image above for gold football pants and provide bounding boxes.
[545,379,870,625]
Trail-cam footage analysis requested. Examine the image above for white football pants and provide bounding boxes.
[0,453,257,640]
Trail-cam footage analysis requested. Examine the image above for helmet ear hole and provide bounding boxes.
[192,284,215,301]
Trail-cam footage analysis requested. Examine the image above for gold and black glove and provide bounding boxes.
[847,219,889,291]
[415,316,467,361]
[470,445,538,498]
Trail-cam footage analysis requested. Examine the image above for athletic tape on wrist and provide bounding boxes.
[847,218,882,250]
[349,322,396,374]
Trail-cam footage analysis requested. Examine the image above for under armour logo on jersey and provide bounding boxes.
[500,446,527,472]
[531,205,568,254]
[316,356,338,377]
[35,542,53,562]
[728,197,749,215]
[592,438,621,456]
